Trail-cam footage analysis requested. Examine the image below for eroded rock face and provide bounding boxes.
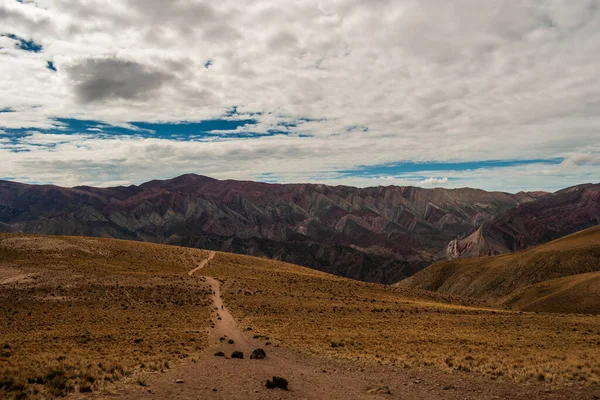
[0,174,544,283]
[444,184,600,259]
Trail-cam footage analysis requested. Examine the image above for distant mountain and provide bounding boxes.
[0,174,538,283]
[442,183,600,259]
[398,225,600,314]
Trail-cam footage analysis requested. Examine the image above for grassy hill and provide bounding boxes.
[398,225,600,314]
[0,234,214,397]
[203,251,600,387]
[1,233,599,398]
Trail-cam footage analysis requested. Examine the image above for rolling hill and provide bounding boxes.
[1,233,599,399]
[0,175,543,283]
[399,225,600,314]
[0,234,600,399]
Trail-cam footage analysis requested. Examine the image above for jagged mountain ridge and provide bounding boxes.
[443,183,600,259]
[0,174,542,283]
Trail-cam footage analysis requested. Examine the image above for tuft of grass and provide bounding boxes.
[79,382,93,393]
[136,378,148,387]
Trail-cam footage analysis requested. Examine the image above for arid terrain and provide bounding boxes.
[0,235,214,398]
[400,225,600,314]
[1,233,599,399]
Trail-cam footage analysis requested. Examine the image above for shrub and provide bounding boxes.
[79,382,93,393]
[265,376,288,390]
[136,378,148,387]
[46,370,73,397]
[250,348,267,359]
[0,378,14,390]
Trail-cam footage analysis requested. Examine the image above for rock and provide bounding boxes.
[228,339,235,344]
[265,376,288,390]
[214,351,225,357]
[250,348,267,359]
[231,351,244,359]
[175,379,184,384]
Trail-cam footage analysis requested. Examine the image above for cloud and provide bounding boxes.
[67,57,173,103]
[0,0,599,190]
[561,152,600,167]
[417,177,449,187]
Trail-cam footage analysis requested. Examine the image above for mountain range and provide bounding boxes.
[0,174,598,283]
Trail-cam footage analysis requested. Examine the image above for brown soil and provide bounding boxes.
[0,265,38,285]
[88,253,599,400]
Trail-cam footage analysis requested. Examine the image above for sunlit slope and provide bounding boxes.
[398,225,600,313]
[1,232,599,393]
[505,271,600,314]
[0,233,213,397]
[204,251,600,386]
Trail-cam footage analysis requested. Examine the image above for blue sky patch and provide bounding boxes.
[341,159,564,177]
[254,172,285,183]
[46,61,57,72]
[3,33,43,53]
[0,116,309,148]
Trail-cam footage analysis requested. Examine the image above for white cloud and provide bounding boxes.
[561,152,600,167]
[417,177,449,187]
[0,0,600,189]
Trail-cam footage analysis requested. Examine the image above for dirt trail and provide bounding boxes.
[95,252,598,400]
[187,251,215,276]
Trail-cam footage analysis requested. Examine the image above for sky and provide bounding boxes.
[1,0,600,192]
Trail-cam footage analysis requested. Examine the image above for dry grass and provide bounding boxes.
[205,251,600,387]
[0,234,212,399]
[506,271,600,314]
[2,232,600,398]
[399,225,600,314]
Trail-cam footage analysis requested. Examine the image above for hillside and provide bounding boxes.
[1,233,599,399]
[399,225,600,313]
[0,233,214,398]
[443,183,600,259]
[0,175,542,283]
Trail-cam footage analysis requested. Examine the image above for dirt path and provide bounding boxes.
[94,252,599,400]
[187,251,215,276]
